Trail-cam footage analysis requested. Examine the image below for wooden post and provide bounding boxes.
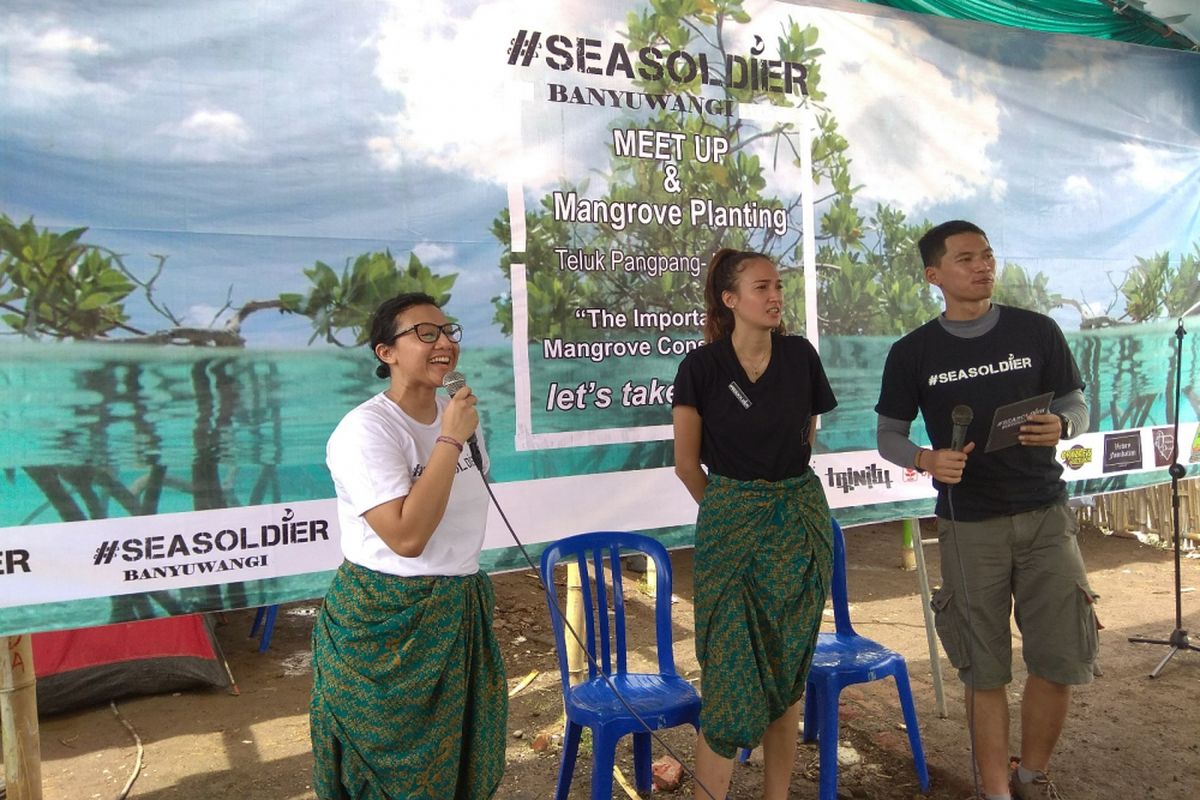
[1,633,43,800]
[565,563,586,686]
[908,519,946,719]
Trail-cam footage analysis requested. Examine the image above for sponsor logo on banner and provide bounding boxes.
[1192,428,1200,464]
[1152,427,1176,467]
[812,453,935,509]
[1061,444,1094,471]
[89,509,332,583]
[825,464,894,494]
[1103,432,1143,473]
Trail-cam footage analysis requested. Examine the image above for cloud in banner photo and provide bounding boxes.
[369,0,623,190]
[372,0,1011,214]
[0,16,123,109]
[745,4,1005,215]
[156,108,255,164]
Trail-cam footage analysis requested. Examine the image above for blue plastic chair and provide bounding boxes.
[249,604,278,652]
[540,531,701,800]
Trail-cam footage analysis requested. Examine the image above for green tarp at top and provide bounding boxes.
[857,0,1199,51]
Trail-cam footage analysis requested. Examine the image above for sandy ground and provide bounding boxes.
[15,520,1200,800]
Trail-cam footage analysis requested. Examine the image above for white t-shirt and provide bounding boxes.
[325,392,491,577]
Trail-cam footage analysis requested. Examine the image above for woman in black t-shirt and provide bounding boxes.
[672,249,837,800]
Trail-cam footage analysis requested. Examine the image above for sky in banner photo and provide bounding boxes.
[0,0,1197,349]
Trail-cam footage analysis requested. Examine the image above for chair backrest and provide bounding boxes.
[539,531,677,691]
[828,518,856,636]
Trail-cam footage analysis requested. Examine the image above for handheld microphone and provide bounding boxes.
[442,370,485,473]
[950,404,973,452]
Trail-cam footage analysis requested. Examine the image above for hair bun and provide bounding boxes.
[375,363,390,379]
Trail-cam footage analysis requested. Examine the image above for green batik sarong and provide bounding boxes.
[693,469,833,758]
[310,561,507,800]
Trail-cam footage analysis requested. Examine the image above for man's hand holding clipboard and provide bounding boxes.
[916,394,1067,484]
[983,392,1061,452]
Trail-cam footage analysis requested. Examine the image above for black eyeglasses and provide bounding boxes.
[392,322,463,343]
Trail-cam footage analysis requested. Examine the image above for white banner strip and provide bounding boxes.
[2,423,1191,608]
[0,499,342,609]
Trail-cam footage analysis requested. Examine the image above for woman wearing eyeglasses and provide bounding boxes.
[310,292,506,800]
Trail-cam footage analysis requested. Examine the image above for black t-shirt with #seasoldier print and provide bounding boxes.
[672,332,837,482]
[875,305,1083,521]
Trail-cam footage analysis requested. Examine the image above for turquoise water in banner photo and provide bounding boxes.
[0,320,1195,632]
[1,319,1197,528]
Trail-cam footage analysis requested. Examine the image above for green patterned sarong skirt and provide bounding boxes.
[694,469,833,758]
[310,561,507,799]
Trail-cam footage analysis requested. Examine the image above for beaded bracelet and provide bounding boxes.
[436,435,464,452]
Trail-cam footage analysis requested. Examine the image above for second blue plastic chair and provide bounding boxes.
[806,518,929,797]
[540,531,701,800]
[741,519,930,798]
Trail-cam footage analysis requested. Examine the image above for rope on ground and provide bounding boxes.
[507,669,540,697]
[612,764,640,800]
[110,700,144,800]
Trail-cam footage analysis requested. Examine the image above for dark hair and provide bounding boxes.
[917,220,987,268]
[703,249,780,342]
[368,292,440,378]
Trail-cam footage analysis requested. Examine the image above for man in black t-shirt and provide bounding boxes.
[875,221,1096,800]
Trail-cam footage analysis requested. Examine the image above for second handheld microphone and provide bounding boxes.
[442,370,485,473]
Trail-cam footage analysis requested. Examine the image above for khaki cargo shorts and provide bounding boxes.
[931,502,1099,689]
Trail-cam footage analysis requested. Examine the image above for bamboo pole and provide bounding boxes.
[565,563,586,686]
[644,553,658,596]
[1,634,43,800]
[900,518,916,571]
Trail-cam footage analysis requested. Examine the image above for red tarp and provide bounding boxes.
[31,614,231,714]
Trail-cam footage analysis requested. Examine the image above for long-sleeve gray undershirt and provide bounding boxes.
[875,307,1089,469]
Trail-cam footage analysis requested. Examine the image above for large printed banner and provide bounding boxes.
[1,0,1198,633]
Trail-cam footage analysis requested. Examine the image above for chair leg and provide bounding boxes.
[632,731,652,792]
[590,729,618,800]
[250,606,265,637]
[555,721,583,800]
[802,681,819,742]
[892,664,930,791]
[817,683,841,800]
[258,604,279,653]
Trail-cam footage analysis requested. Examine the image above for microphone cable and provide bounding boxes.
[468,456,724,800]
[944,481,983,799]
[942,403,983,796]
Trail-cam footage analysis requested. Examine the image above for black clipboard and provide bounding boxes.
[984,392,1054,453]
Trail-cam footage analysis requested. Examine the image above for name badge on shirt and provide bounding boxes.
[727,381,752,409]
